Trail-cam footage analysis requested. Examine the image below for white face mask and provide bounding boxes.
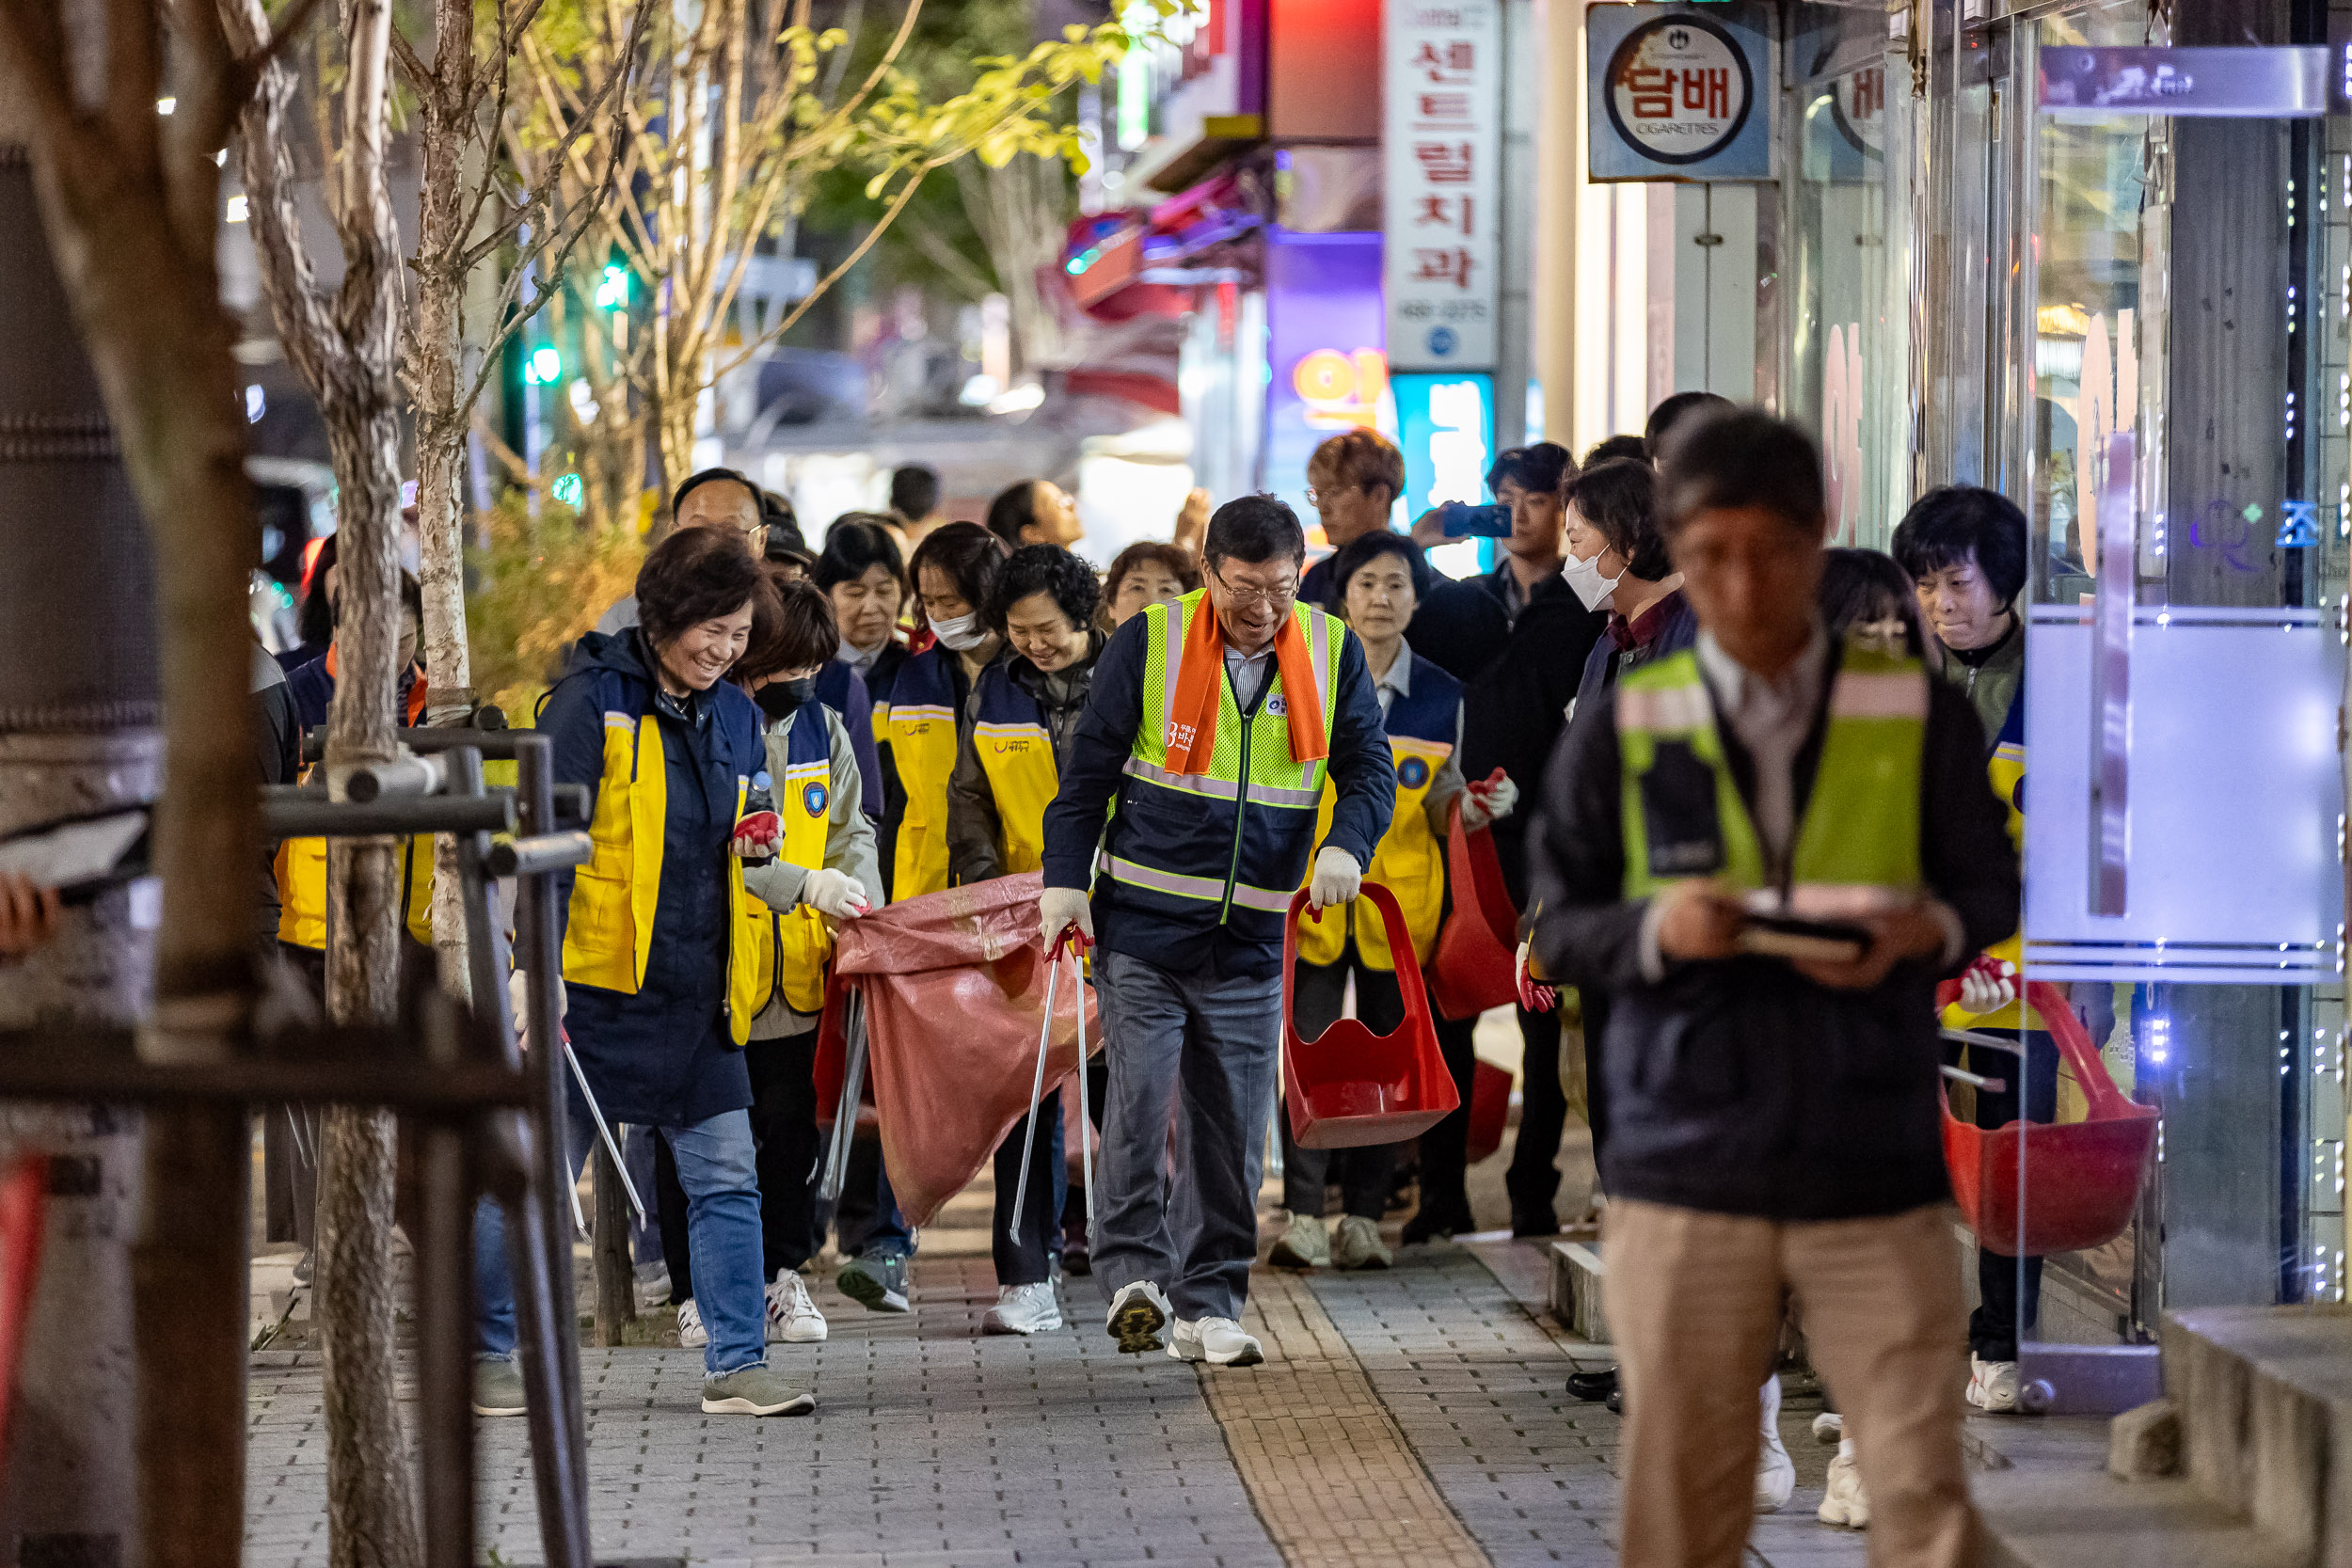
[1560,546,1624,612]
[930,610,990,652]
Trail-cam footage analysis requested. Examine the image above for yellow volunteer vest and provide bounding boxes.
[562,709,766,1048]
[972,661,1060,878]
[882,649,961,896]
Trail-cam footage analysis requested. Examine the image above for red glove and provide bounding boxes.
[1458,768,1519,832]
[1516,937,1557,1014]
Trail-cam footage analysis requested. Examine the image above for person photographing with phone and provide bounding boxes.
[1526,409,2017,1568]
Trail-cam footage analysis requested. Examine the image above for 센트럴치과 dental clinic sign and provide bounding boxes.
[1586,3,1773,182]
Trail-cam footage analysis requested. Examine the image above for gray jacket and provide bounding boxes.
[741,701,884,1039]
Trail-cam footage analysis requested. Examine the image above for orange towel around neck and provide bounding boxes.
[1162,599,1327,776]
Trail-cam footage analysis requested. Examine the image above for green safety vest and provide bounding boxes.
[1617,641,1926,914]
[1100,589,1347,921]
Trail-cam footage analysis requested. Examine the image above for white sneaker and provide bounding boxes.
[1818,1440,1869,1529]
[982,1281,1064,1336]
[1329,1214,1393,1271]
[1811,1411,1844,1445]
[766,1271,827,1344]
[1169,1316,1264,1368]
[1965,1354,2021,1413]
[634,1262,672,1311]
[1105,1279,1172,1354]
[676,1298,707,1349]
[1755,1374,1795,1513]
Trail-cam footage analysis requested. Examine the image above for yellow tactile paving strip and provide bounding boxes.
[1195,1268,1494,1568]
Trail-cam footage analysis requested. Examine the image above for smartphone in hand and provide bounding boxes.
[1439,500,1513,537]
[1735,911,1870,965]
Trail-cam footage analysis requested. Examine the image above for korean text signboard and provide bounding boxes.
[1384,0,1501,371]
[1587,3,1773,182]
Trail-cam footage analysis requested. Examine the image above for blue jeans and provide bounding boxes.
[1091,948,1281,1322]
[476,1085,769,1376]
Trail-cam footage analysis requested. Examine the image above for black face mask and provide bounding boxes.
[755,675,817,722]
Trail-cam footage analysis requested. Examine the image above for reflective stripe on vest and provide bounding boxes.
[1617,641,1926,911]
[1107,591,1345,922]
[882,648,960,897]
[1295,657,1459,972]
[972,662,1058,877]
[562,695,764,1047]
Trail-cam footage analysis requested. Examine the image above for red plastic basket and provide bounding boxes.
[1428,802,1522,1021]
[1941,980,2158,1258]
[1283,885,1460,1149]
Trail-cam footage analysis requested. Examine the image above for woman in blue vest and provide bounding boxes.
[1270,531,1516,1272]
[947,545,1106,1335]
[484,527,812,1418]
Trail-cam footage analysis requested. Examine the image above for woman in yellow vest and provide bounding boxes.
[880,523,1007,898]
[646,572,884,1354]
[479,527,811,1418]
[1268,532,1516,1273]
[946,545,1105,1335]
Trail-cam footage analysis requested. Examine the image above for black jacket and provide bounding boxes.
[1525,647,2019,1222]
[1041,610,1394,980]
[1459,588,1611,903]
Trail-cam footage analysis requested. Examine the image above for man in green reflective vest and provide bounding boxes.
[1527,410,2019,1568]
[1041,496,1395,1368]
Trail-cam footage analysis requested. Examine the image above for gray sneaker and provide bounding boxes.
[836,1249,911,1312]
[701,1362,816,1417]
[471,1357,527,1418]
[1269,1213,1330,1269]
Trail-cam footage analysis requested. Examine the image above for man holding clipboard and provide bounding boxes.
[1525,410,2018,1568]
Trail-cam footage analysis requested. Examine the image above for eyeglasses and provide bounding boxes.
[1304,484,1358,507]
[1213,571,1298,610]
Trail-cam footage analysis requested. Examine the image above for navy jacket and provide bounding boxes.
[1041,608,1395,981]
[1526,649,2019,1221]
[540,629,765,1127]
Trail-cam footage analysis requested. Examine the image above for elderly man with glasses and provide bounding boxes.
[1038,495,1395,1367]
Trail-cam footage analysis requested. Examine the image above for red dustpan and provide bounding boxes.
[1282,884,1459,1148]
[1428,800,1521,1020]
[1941,980,2157,1257]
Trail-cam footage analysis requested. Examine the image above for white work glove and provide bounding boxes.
[1308,846,1363,911]
[1458,768,1519,832]
[800,866,871,920]
[1958,954,2019,1015]
[1040,885,1094,952]
[509,970,566,1053]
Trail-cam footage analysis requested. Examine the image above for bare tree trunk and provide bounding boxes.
[409,0,477,992]
[0,10,263,1568]
[230,0,421,1557]
[592,1143,636,1346]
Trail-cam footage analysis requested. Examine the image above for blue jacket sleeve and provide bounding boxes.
[1316,631,1397,871]
[843,669,884,821]
[1041,613,1149,891]
[537,673,610,946]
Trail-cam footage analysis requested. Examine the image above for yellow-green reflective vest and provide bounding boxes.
[1617,641,1926,914]
[1102,590,1345,922]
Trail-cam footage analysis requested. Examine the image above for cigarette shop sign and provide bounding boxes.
[1587,3,1773,182]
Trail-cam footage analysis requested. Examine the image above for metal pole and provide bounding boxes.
[414,991,476,1568]
[564,1041,644,1221]
[1072,950,1095,1240]
[818,989,868,1213]
[1008,958,1061,1247]
[512,735,593,1568]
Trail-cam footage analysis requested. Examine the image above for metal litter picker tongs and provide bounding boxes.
[1009,924,1094,1248]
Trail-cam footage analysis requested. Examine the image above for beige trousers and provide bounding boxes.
[1600,1197,1980,1568]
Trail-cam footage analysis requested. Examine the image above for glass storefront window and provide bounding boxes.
[2027,9,2148,607]
[1787,8,1910,549]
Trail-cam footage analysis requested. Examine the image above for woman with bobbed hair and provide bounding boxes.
[481,526,812,1418]
[1100,540,1200,633]
[946,544,1106,1336]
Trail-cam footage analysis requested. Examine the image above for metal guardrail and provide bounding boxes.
[0,731,596,1568]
